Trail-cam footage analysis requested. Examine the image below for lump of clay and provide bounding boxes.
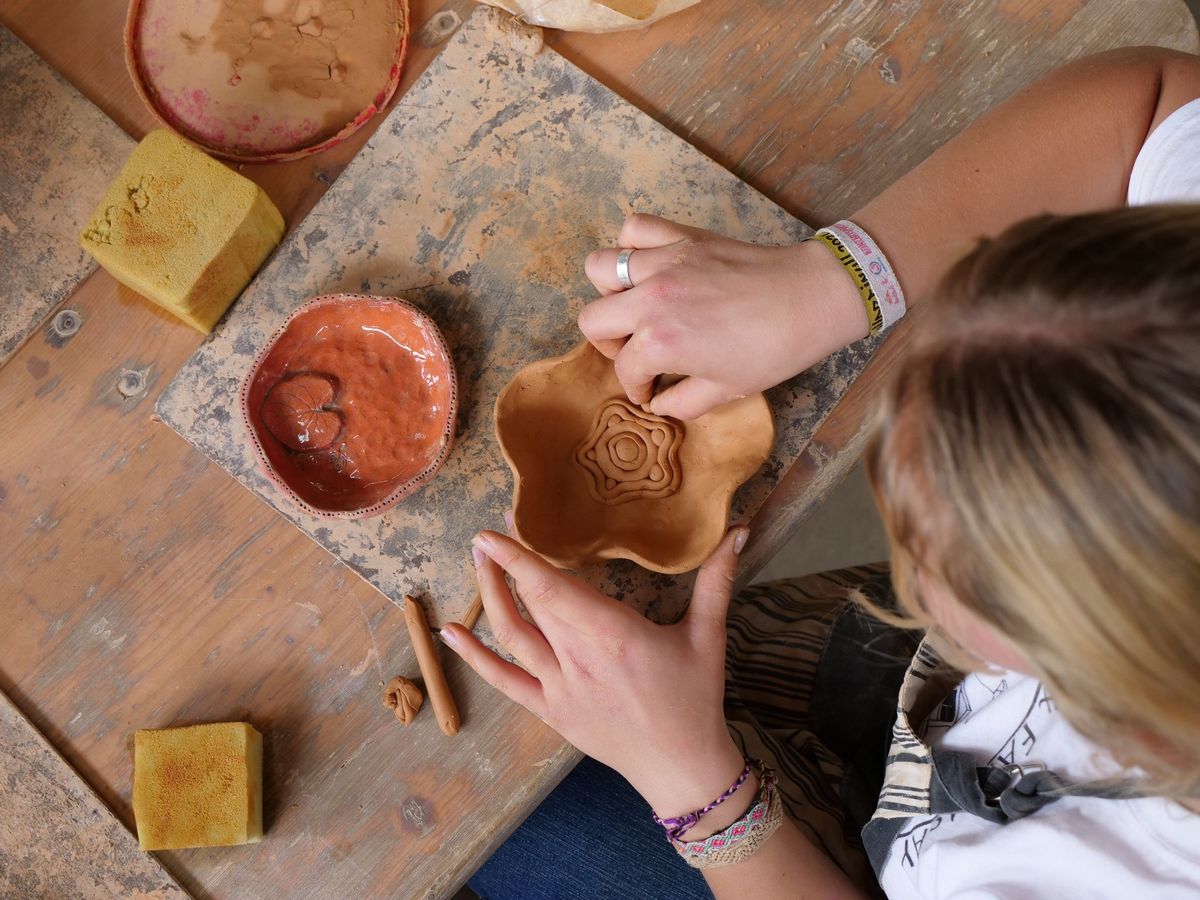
[383,676,424,725]
[243,294,457,518]
[495,342,774,574]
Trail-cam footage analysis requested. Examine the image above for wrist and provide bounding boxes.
[790,237,872,348]
[632,739,750,837]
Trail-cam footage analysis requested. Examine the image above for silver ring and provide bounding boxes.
[615,249,635,289]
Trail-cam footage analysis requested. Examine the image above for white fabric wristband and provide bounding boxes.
[811,220,907,335]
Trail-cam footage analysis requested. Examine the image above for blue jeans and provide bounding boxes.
[469,756,713,900]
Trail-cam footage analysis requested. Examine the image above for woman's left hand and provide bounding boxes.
[440,526,750,821]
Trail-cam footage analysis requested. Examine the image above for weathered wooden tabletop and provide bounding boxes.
[2,1,1195,898]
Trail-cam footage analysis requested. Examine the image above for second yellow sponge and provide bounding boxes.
[81,129,284,332]
[133,722,263,851]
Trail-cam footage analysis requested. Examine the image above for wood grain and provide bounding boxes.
[1,0,1195,897]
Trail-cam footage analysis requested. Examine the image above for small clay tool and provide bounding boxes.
[461,591,484,632]
[403,595,460,736]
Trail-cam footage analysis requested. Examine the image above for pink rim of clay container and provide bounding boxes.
[495,342,775,574]
[124,0,411,163]
[242,293,457,519]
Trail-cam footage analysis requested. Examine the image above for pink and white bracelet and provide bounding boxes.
[809,219,907,336]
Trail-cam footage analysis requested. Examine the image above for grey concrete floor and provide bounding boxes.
[753,463,889,582]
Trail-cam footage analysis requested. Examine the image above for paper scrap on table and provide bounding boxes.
[481,0,700,33]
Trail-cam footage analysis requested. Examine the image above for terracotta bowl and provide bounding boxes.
[243,294,456,518]
[125,0,410,163]
[495,342,774,574]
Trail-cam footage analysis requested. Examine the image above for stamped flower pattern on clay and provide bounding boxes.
[576,399,684,505]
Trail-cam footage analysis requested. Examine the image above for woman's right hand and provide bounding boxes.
[579,214,868,420]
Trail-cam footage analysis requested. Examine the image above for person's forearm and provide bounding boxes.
[703,817,869,900]
[851,47,1200,303]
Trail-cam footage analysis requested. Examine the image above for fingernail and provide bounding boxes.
[473,531,494,549]
[503,510,515,532]
[440,627,459,647]
[471,545,486,568]
[732,527,750,555]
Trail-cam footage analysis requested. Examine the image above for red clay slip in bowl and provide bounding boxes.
[125,0,410,163]
[243,294,457,518]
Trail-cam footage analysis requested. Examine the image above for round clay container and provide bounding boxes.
[243,294,457,517]
[125,0,410,163]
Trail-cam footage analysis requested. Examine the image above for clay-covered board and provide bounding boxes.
[0,26,134,367]
[157,6,879,627]
[0,689,188,898]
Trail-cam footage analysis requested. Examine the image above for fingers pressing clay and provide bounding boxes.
[404,595,461,736]
[382,676,424,725]
[648,376,740,421]
[613,333,669,408]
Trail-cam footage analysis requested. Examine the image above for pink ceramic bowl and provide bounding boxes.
[242,294,457,518]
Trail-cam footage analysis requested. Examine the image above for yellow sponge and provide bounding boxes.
[80,129,284,332]
[133,722,264,851]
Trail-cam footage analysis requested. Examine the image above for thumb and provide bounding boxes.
[648,376,740,421]
[687,525,750,638]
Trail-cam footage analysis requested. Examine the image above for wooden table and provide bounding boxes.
[2,1,1195,897]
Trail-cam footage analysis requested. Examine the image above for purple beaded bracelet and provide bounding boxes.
[652,759,759,841]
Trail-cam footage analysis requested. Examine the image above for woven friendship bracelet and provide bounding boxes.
[672,766,783,870]
[653,760,754,840]
[809,219,906,336]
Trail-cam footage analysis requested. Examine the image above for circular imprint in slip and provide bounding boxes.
[125,0,411,162]
[575,399,683,505]
[260,372,344,452]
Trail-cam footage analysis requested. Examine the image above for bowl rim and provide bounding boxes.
[494,341,774,574]
[241,292,457,519]
[123,0,411,163]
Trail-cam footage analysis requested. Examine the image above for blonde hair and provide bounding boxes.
[864,205,1200,799]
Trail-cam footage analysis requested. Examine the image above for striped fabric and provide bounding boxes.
[870,639,956,819]
[723,564,902,891]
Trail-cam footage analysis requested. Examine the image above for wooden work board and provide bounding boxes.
[157,6,878,631]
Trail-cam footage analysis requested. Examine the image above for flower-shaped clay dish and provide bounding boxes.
[125,0,410,163]
[495,342,774,574]
[243,294,457,518]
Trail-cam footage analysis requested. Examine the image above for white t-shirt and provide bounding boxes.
[878,671,1200,899]
[878,95,1200,900]
[1127,97,1200,204]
